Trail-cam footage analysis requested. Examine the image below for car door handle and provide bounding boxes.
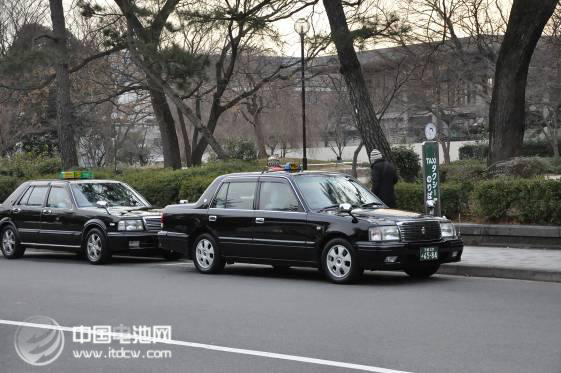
[256,218,265,224]
[209,215,217,222]
[42,209,52,215]
[11,208,20,214]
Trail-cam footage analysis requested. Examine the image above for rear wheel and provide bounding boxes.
[404,263,440,279]
[192,234,224,274]
[1,226,25,259]
[84,228,111,265]
[321,238,363,284]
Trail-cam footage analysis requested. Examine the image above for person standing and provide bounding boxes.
[370,149,398,208]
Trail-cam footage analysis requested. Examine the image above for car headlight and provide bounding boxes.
[118,219,144,231]
[369,226,400,242]
[440,222,456,238]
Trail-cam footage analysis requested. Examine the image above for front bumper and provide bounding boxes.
[355,238,463,270]
[107,231,159,252]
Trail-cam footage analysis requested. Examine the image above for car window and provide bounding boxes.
[47,187,72,209]
[24,186,49,207]
[224,181,256,210]
[211,182,229,208]
[258,182,301,212]
[17,186,34,206]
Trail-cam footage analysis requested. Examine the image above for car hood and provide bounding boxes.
[332,208,443,224]
[85,207,162,217]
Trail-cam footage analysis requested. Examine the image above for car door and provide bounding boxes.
[10,184,49,244]
[40,184,82,248]
[252,177,317,262]
[207,178,257,257]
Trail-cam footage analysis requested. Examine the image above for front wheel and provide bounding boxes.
[321,238,363,284]
[404,263,440,279]
[84,228,111,265]
[192,234,224,274]
[1,226,25,259]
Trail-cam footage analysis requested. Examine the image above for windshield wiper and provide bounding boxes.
[360,202,385,208]
[318,204,341,212]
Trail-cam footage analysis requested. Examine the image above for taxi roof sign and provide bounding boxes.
[59,170,94,180]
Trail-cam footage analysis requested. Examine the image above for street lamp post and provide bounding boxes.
[294,18,310,170]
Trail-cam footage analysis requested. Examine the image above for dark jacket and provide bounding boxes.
[371,159,398,208]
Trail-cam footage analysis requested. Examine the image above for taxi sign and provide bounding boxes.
[283,163,301,172]
[59,170,94,180]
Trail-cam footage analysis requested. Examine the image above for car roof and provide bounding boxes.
[26,179,124,185]
[224,171,347,179]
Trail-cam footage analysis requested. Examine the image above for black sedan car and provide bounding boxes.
[0,178,181,264]
[159,171,463,283]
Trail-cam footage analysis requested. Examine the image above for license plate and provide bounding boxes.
[420,247,438,261]
[129,241,141,249]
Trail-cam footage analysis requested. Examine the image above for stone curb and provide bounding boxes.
[455,223,561,250]
[439,263,561,283]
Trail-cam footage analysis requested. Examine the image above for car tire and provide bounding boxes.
[404,263,440,279]
[84,228,111,265]
[321,238,363,284]
[162,250,183,261]
[192,234,224,274]
[1,226,25,259]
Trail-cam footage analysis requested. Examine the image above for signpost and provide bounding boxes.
[422,123,441,216]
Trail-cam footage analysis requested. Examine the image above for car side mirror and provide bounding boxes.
[339,203,357,223]
[339,203,352,213]
[96,201,108,208]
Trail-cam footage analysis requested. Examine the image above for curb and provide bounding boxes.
[439,264,561,283]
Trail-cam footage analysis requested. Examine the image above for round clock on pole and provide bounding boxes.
[425,123,437,141]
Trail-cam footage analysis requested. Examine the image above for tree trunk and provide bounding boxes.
[322,0,393,162]
[253,111,268,159]
[147,83,182,169]
[176,106,192,167]
[488,0,558,165]
[49,0,79,168]
[352,141,363,178]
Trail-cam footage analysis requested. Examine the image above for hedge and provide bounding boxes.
[459,142,561,160]
[395,178,561,225]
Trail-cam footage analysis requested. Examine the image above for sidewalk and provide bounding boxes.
[439,246,561,283]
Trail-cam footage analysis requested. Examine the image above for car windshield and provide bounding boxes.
[294,174,383,210]
[71,182,147,208]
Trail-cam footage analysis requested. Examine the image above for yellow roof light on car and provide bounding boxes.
[59,170,94,180]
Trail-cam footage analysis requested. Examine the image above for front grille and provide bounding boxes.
[143,216,162,232]
[399,221,441,242]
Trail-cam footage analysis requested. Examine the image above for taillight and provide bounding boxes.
[160,213,165,228]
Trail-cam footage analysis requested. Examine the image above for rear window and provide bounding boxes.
[21,186,49,207]
[211,181,257,210]
[3,183,29,206]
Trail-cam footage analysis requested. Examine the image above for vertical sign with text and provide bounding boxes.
[422,141,441,216]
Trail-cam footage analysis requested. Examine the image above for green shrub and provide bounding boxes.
[440,160,487,183]
[459,142,561,160]
[0,176,20,203]
[395,182,424,213]
[179,175,217,202]
[396,181,473,220]
[471,178,561,224]
[459,144,488,160]
[224,138,257,161]
[488,157,553,178]
[391,146,421,182]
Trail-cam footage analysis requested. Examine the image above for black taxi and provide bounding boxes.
[159,168,463,283]
[0,171,181,264]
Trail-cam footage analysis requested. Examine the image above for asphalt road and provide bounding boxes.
[0,250,560,373]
